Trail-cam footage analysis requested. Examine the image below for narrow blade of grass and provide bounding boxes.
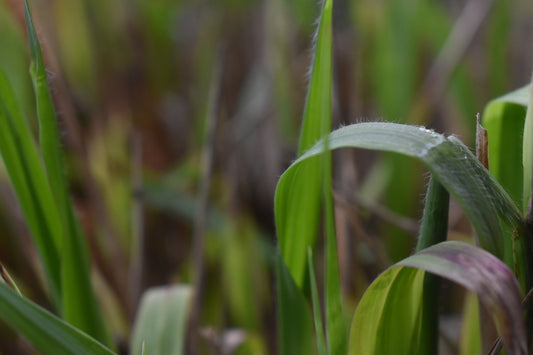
[323,137,347,354]
[23,1,111,345]
[278,0,333,287]
[414,177,449,354]
[0,281,115,355]
[307,248,326,355]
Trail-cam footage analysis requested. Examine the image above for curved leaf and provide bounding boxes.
[349,241,526,355]
[276,122,522,267]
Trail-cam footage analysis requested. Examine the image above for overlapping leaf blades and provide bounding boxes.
[23,0,111,344]
[350,241,527,355]
[276,121,530,353]
[0,1,113,352]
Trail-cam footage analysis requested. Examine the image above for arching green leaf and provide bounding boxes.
[349,241,526,355]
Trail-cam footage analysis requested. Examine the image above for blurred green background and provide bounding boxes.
[0,0,532,353]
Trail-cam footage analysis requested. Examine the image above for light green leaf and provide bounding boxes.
[350,241,526,355]
[23,1,112,344]
[0,281,115,355]
[278,0,333,288]
[131,285,193,355]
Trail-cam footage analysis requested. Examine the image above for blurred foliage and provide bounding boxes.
[0,0,532,353]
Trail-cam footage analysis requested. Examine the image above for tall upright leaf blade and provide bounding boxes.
[308,249,327,355]
[277,0,333,287]
[323,135,347,353]
[0,68,62,307]
[23,1,111,345]
[276,0,347,350]
[0,282,115,355]
[297,0,332,155]
[414,177,449,354]
[349,241,527,355]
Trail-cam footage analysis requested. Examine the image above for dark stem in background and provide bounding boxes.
[129,133,144,318]
[188,58,222,354]
[476,113,489,170]
[476,116,499,352]
[410,0,495,125]
[415,177,450,354]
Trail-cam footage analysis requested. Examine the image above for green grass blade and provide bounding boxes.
[130,285,192,355]
[307,248,327,355]
[278,0,333,288]
[276,253,314,355]
[522,79,533,213]
[0,68,62,307]
[483,84,529,212]
[459,292,481,355]
[23,1,111,345]
[0,282,115,355]
[297,0,332,155]
[414,177,449,354]
[415,177,450,252]
[349,241,526,355]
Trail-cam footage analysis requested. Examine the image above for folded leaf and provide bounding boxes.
[277,122,522,267]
